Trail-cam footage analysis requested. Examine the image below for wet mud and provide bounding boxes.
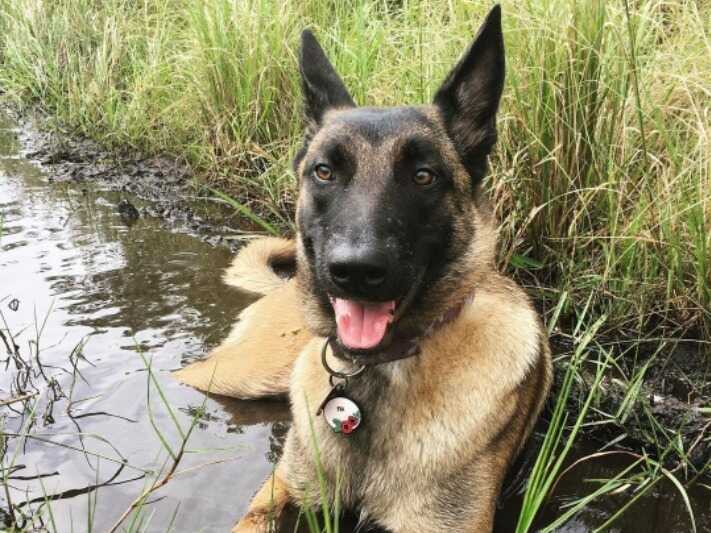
[3,106,260,250]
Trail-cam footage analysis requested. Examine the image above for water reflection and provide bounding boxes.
[0,111,281,531]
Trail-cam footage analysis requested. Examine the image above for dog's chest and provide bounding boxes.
[300,372,416,503]
[289,346,486,509]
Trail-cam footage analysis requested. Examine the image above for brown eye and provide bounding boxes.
[314,164,333,182]
[413,168,436,187]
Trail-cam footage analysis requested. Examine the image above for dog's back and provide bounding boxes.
[174,238,309,398]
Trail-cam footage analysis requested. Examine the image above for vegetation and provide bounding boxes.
[0,319,210,532]
[0,0,708,336]
[0,0,709,531]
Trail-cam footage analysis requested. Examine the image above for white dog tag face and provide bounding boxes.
[322,396,361,435]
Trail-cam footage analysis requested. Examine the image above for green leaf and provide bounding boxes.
[208,187,280,236]
[511,254,544,270]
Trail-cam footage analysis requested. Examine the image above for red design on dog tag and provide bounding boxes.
[323,396,361,435]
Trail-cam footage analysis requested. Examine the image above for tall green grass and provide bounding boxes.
[0,0,708,335]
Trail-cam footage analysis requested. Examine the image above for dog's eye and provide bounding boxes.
[413,169,436,187]
[313,164,334,182]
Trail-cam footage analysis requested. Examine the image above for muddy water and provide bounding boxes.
[0,110,708,532]
[0,113,289,531]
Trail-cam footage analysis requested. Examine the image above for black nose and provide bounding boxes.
[328,244,389,296]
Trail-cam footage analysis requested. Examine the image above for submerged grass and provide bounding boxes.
[0,0,708,336]
[0,321,212,532]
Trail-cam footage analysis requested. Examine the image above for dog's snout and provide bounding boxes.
[328,245,389,295]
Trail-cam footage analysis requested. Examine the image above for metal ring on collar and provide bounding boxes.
[320,337,366,380]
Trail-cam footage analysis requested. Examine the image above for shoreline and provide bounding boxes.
[2,103,263,251]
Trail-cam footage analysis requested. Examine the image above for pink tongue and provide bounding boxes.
[331,298,395,349]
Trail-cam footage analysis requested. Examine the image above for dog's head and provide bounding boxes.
[294,6,504,362]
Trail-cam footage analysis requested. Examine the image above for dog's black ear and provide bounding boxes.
[433,5,505,183]
[300,30,355,127]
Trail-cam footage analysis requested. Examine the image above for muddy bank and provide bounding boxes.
[2,104,267,250]
[550,335,711,471]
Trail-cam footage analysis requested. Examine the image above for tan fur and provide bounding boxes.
[192,101,551,530]
[174,236,308,398]
[207,100,551,533]
[229,234,551,532]
[173,280,311,398]
[174,282,311,399]
[223,237,295,295]
[232,467,290,533]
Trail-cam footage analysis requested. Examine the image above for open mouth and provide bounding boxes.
[326,268,425,354]
[329,298,396,350]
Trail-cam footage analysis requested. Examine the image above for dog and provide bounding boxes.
[175,5,551,532]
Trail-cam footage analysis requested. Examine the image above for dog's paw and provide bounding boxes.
[231,511,271,533]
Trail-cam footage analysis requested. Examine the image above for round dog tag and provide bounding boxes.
[322,396,361,435]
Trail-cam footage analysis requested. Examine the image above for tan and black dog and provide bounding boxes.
[175,5,551,532]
